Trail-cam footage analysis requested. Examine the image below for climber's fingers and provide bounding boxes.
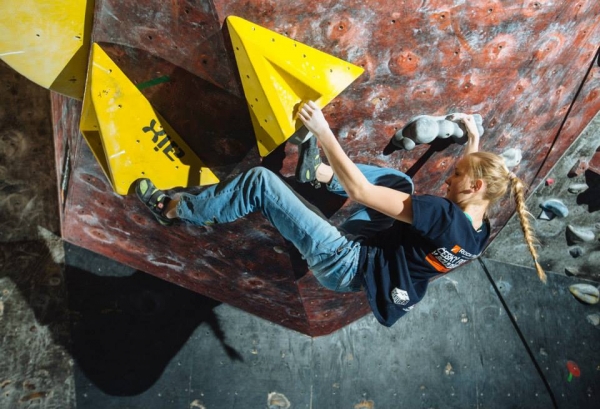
[448,113,474,123]
[447,113,463,121]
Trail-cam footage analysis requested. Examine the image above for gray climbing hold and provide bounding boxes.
[538,199,569,219]
[569,246,584,258]
[567,183,588,194]
[565,266,582,277]
[569,283,600,304]
[566,224,596,243]
[501,148,522,168]
[587,314,600,327]
[392,114,484,151]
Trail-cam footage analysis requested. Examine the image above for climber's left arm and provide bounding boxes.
[298,101,414,224]
[450,114,480,155]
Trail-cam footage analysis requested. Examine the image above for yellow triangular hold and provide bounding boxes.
[0,0,94,99]
[227,16,364,157]
[80,43,219,195]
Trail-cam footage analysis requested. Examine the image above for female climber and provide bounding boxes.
[135,100,545,327]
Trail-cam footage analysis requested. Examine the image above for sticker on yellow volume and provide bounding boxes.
[227,16,364,157]
[80,43,219,195]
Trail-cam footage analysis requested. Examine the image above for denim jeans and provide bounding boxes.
[176,165,413,292]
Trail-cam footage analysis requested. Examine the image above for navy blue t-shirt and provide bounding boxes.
[359,194,490,327]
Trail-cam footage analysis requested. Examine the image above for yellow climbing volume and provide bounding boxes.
[227,16,364,156]
[80,43,219,195]
[0,0,94,99]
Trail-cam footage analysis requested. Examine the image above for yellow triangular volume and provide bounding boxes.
[80,43,219,195]
[227,16,364,157]
[0,0,94,99]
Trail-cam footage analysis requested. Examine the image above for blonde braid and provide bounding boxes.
[509,173,547,283]
[467,152,547,283]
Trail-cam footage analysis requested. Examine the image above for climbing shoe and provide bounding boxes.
[135,178,173,226]
[295,136,322,188]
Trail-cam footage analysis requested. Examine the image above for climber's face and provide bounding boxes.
[445,158,476,203]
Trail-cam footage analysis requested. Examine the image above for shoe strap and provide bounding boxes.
[148,190,168,209]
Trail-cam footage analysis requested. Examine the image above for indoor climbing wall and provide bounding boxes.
[50,0,600,335]
[486,111,600,283]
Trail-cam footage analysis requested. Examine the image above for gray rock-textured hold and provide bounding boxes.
[501,148,523,168]
[566,225,596,243]
[569,283,600,304]
[565,266,582,277]
[569,246,584,258]
[539,199,569,218]
[567,183,589,194]
[392,114,484,151]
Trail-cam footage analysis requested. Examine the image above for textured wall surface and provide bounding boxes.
[55,0,600,335]
[0,61,74,409]
[487,111,600,281]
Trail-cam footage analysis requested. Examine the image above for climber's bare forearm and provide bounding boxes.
[451,113,480,156]
[465,131,479,155]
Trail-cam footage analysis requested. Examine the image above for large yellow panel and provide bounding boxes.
[227,16,364,157]
[80,44,219,195]
[0,0,94,99]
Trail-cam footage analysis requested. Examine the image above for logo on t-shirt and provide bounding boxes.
[425,245,477,273]
[391,288,410,305]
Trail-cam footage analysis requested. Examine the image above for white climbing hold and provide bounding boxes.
[569,284,600,305]
[501,148,522,168]
[564,266,582,277]
[538,209,555,220]
[566,225,596,243]
[567,183,588,194]
[190,400,206,409]
[268,392,291,409]
[587,314,600,327]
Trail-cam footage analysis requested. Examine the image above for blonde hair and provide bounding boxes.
[466,152,547,283]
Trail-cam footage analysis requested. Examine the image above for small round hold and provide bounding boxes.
[545,178,554,186]
[569,246,584,258]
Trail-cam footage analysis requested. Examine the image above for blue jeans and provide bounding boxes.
[176,165,413,292]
